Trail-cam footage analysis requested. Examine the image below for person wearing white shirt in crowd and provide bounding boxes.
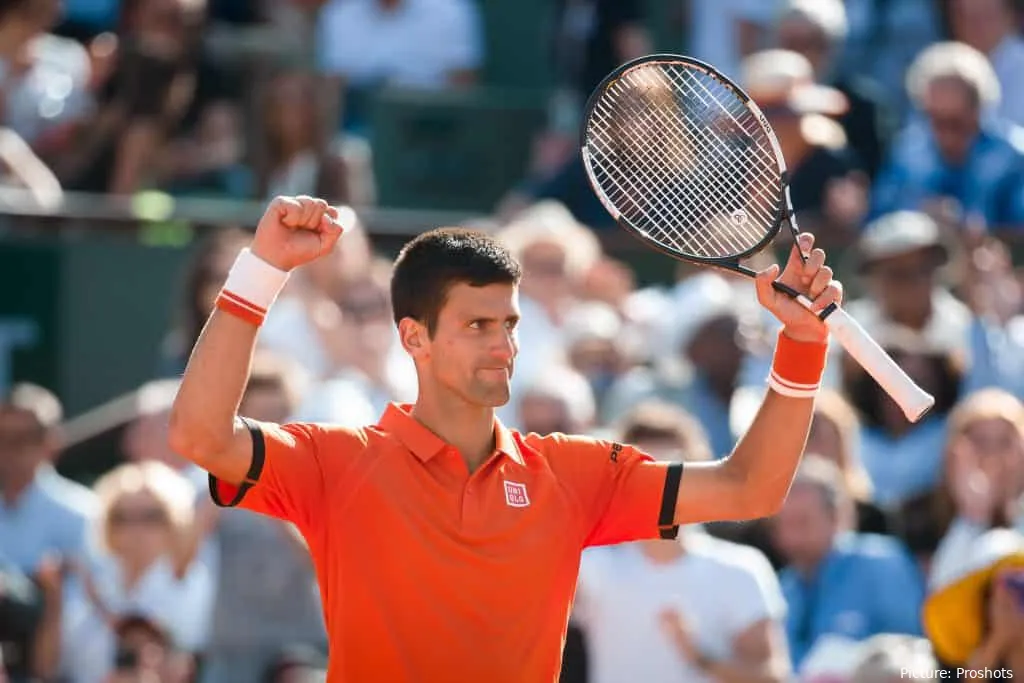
[315,0,483,135]
[574,400,790,683]
[61,461,213,683]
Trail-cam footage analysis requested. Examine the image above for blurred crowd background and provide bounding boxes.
[3,0,1024,681]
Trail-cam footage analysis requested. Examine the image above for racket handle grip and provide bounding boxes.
[817,304,936,422]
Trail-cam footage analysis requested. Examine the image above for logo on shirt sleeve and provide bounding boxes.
[503,480,530,508]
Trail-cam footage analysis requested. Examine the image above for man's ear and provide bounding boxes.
[398,317,428,358]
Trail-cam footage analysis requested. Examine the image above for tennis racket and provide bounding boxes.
[580,54,935,423]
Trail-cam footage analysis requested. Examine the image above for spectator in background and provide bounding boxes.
[61,461,213,683]
[0,383,97,576]
[257,68,374,207]
[846,211,970,358]
[574,401,790,683]
[741,49,868,250]
[930,389,1024,589]
[805,389,889,535]
[950,0,1024,128]
[771,456,924,672]
[604,273,745,459]
[924,528,1024,678]
[105,614,194,683]
[200,350,326,683]
[845,325,963,507]
[495,201,602,425]
[560,302,632,421]
[57,0,248,197]
[772,0,897,180]
[315,0,483,137]
[871,42,1024,231]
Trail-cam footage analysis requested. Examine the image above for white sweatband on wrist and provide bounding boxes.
[215,248,290,326]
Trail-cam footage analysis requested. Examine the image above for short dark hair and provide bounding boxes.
[391,228,521,335]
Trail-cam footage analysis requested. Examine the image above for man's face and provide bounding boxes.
[923,78,980,166]
[770,483,837,569]
[0,408,49,486]
[409,282,520,408]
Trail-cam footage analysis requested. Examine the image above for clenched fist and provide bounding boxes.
[251,195,347,272]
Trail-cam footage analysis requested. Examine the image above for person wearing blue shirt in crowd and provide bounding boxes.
[0,384,97,576]
[771,456,925,670]
[870,42,1024,230]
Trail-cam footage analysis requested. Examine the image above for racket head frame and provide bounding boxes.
[580,53,796,276]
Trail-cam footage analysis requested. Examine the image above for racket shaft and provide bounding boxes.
[819,305,935,422]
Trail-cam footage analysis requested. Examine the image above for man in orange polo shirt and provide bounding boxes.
[169,196,840,682]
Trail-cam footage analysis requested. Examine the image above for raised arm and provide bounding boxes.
[674,233,840,524]
[168,196,344,485]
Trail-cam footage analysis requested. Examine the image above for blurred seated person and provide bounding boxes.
[573,400,790,683]
[740,49,869,250]
[0,383,97,577]
[773,0,897,180]
[315,0,483,137]
[62,462,213,683]
[257,68,375,208]
[842,324,963,507]
[870,41,1024,232]
[924,529,1024,678]
[929,389,1024,590]
[104,614,193,683]
[560,302,634,422]
[845,211,971,363]
[56,0,249,197]
[950,0,1024,129]
[603,273,747,459]
[772,456,925,673]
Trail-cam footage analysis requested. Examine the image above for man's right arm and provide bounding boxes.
[168,309,265,485]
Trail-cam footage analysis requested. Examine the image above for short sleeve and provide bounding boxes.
[539,433,682,547]
[208,421,335,535]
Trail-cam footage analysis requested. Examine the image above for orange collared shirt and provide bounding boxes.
[211,403,681,683]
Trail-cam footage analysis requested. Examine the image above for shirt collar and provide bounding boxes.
[379,403,524,466]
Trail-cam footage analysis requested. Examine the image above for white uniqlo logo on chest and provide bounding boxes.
[503,480,530,507]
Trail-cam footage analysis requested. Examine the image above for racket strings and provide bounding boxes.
[584,61,784,260]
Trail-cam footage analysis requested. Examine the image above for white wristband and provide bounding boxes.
[766,372,820,399]
[219,248,290,321]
